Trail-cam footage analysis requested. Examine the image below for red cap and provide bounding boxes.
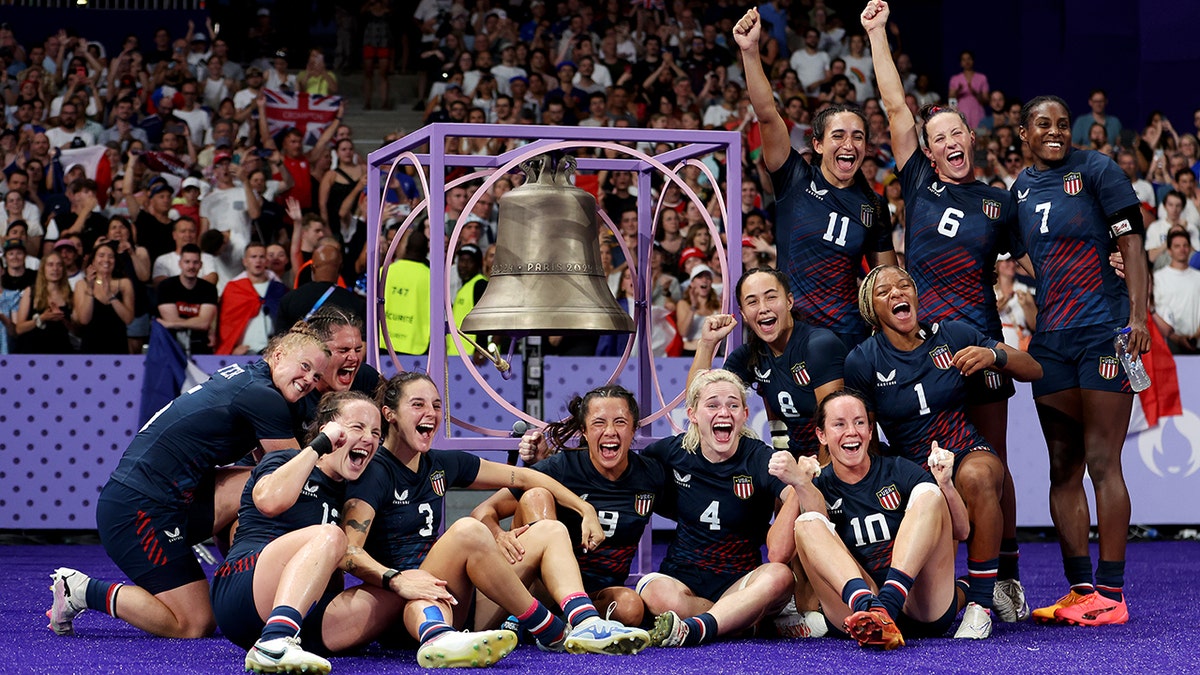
[679,247,706,265]
[213,150,233,163]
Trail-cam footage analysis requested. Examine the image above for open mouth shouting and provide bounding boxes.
[835,152,858,174]
[945,149,965,170]
[598,441,621,462]
[347,444,374,472]
[891,300,912,322]
[712,421,735,444]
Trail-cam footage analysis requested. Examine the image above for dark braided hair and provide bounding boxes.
[544,385,640,452]
[299,305,365,341]
[1019,95,1071,129]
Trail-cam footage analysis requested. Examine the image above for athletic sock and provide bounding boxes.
[84,578,124,617]
[1064,555,1095,595]
[517,599,566,647]
[966,557,999,608]
[417,605,454,645]
[681,613,718,646]
[260,605,304,642]
[560,592,600,627]
[877,568,915,619]
[841,578,878,613]
[998,538,1020,580]
[1094,560,1125,602]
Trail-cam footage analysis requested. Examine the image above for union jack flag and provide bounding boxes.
[929,344,954,370]
[733,475,754,500]
[1063,172,1083,196]
[262,89,343,147]
[792,362,810,386]
[1099,356,1119,381]
[982,199,1001,220]
[430,470,446,497]
[877,484,901,511]
[635,492,655,517]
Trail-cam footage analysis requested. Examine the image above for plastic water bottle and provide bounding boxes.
[1113,327,1151,392]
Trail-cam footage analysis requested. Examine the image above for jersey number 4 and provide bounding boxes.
[700,500,721,531]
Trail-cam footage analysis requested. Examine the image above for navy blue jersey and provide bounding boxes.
[771,148,894,339]
[289,364,382,441]
[723,322,848,457]
[813,455,934,586]
[643,435,787,576]
[900,157,1017,339]
[521,449,667,590]
[1011,149,1139,331]
[346,448,481,570]
[108,360,296,505]
[226,449,346,561]
[844,322,994,465]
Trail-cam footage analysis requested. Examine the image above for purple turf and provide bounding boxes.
[9,542,1199,674]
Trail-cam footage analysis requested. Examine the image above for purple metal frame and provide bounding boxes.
[366,123,742,450]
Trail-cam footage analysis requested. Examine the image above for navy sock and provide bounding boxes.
[841,578,878,613]
[260,605,304,642]
[1064,555,1095,594]
[84,578,123,617]
[417,605,454,645]
[999,538,1020,580]
[966,558,998,609]
[681,613,718,646]
[560,592,600,627]
[1095,560,1125,602]
[877,568,914,619]
[517,600,566,647]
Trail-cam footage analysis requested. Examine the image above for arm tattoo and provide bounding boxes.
[346,518,372,533]
[510,470,516,486]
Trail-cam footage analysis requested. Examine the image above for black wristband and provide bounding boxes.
[309,432,334,456]
[381,568,400,589]
[991,346,1008,368]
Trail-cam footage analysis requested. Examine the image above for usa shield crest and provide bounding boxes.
[861,204,875,228]
[984,370,1003,390]
[982,199,1001,220]
[929,344,954,370]
[635,492,655,517]
[430,470,446,497]
[733,475,754,500]
[877,484,901,511]
[1099,356,1119,380]
[792,362,810,386]
[1063,172,1083,196]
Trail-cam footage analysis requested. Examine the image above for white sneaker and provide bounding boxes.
[648,611,690,647]
[774,610,829,638]
[47,567,89,636]
[564,618,651,655]
[992,579,1031,622]
[416,629,517,668]
[953,602,993,639]
[245,636,331,674]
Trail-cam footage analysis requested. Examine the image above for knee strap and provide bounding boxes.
[907,482,941,510]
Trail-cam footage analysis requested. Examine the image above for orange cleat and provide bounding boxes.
[1031,590,1091,624]
[1055,593,1129,626]
[843,607,905,650]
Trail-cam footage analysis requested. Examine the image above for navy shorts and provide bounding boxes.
[96,479,214,594]
[211,551,340,653]
[1028,325,1130,398]
[896,595,958,638]
[965,367,1015,406]
[659,559,745,604]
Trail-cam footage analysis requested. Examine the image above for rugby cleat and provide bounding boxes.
[416,629,517,668]
[648,611,690,647]
[843,607,904,650]
[992,579,1031,622]
[47,567,90,636]
[564,618,651,655]
[244,636,331,674]
[1031,590,1092,624]
[953,602,993,639]
[773,600,828,639]
[1054,593,1129,626]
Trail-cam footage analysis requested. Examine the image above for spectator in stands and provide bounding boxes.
[265,242,291,287]
[99,96,149,151]
[1071,89,1122,149]
[46,100,95,148]
[275,241,364,334]
[124,166,177,263]
[264,49,296,93]
[1145,191,1200,269]
[1118,149,1157,208]
[156,242,217,356]
[12,250,76,354]
[298,48,337,96]
[217,242,286,355]
[152,216,219,286]
[74,240,134,354]
[199,150,252,285]
[59,178,109,254]
[1154,230,1200,354]
[1,188,42,254]
[790,28,830,94]
[2,237,36,291]
[99,215,151,354]
[947,50,988,130]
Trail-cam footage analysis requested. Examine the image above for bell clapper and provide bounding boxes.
[456,329,511,376]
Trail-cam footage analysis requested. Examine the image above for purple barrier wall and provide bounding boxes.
[1,354,1196,529]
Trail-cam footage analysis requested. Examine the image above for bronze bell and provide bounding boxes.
[461,155,635,335]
